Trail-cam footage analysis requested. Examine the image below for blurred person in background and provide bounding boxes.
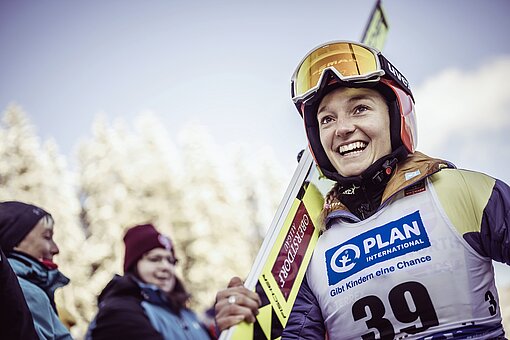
[86,223,213,340]
[0,246,38,340]
[215,40,510,339]
[0,201,72,339]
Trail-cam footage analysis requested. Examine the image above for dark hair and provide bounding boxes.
[127,266,191,314]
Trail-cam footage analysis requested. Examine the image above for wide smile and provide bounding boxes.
[338,141,368,156]
[155,275,170,281]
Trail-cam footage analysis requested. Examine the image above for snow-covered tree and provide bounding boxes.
[176,124,256,309]
[227,145,289,258]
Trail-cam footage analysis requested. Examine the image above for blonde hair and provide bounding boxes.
[39,214,54,228]
[319,182,345,230]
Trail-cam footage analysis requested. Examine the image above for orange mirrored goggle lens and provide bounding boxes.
[293,42,380,99]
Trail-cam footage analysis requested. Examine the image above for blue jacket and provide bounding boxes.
[87,274,211,340]
[8,251,72,340]
[0,248,38,340]
[283,152,509,339]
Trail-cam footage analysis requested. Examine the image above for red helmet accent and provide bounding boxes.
[380,78,417,154]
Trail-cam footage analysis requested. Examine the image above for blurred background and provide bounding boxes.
[1,0,509,338]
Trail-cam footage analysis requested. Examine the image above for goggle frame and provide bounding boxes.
[291,40,413,109]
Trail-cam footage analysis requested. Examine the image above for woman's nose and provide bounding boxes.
[335,117,355,137]
[159,258,174,271]
[50,240,60,255]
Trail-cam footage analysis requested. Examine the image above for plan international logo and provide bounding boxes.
[325,211,430,286]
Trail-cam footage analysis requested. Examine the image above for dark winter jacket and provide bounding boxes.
[283,152,509,339]
[0,248,38,340]
[87,275,211,340]
[8,251,72,340]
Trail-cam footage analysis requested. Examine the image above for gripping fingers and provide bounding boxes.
[214,277,262,331]
[216,301,256,331]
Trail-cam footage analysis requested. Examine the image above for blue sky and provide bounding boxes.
[1,0,509,285]
[1,0,509,167]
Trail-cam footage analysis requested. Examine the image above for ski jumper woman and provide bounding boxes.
[215,41,509,339]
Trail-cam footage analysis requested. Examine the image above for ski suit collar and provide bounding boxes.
[382,151,454,203]
[321,145,408,221]
[8,251,69,289]
[324,151,454,228]
[8,251,69,312]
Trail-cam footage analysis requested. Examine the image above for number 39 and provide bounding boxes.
[352,281,439,340]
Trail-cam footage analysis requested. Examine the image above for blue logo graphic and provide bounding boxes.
[325,211,430,286]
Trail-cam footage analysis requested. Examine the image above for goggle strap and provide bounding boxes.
[379,55,414,101]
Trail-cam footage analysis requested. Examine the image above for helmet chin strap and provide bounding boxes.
[371,157,399,185]
[322,145,407,185]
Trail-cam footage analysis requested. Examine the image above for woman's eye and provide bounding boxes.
[354,105,369,114]
[319,116,333,125]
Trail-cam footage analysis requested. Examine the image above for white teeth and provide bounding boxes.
[338,141,367,155]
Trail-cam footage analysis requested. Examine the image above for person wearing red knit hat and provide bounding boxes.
[87,223,212,340]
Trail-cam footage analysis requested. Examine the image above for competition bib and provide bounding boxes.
[307,178,502,339]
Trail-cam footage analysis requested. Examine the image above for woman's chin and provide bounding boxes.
[333,155,373,177]
[337,165,368,177]
[156,279,175,293]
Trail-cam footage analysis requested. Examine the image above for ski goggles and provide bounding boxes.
[291,40,413,108]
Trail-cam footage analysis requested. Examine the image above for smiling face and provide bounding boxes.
[136,247,177,293]
[317,87,392,177]
[14,216,59,262]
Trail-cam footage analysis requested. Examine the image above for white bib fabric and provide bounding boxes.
[307,178,503,339]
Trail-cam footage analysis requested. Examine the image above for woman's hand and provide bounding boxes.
[215,276,261,332]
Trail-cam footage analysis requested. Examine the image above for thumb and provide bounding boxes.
[227,276,244,288]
